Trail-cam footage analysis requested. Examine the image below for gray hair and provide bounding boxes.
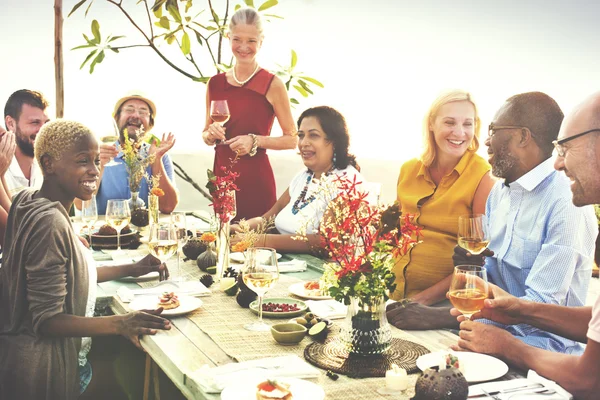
[228,8,264,38]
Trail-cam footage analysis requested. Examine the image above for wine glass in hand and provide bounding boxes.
[242,247,279,331]
[448,265,489,321]
[210,100,230,144]
[81,194,98,247]
[148,223,179,264]
[458,214,490,255]
[101,119,122,167]
[105,199,131,254]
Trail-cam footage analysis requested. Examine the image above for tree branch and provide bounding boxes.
[143,0,154,40]
[173,162,212,201]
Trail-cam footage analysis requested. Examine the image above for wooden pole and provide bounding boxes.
[54,0,64,118]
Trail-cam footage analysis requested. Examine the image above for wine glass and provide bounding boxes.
[210,100,230,144]
[171,212,188,283]
[81,194,98,247]
[105,199,131,254]
[241,247,279,331]
[148,223,179,265]
[101,119,122,167]
[457,214,490,255]
[448,265,489,320]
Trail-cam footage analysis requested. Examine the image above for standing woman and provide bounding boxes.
[202,7,297,221]
[390,90,495,305]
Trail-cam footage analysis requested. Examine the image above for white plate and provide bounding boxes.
[230,251,283,264]
[221,377,324,400]
[416,351,508,383]
[288,282,332,300]
[128,295,203,317]
[118,272,160,282]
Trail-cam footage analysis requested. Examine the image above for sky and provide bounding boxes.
[1,0,600,162]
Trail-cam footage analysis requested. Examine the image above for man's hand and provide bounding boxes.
[115,309,171,351]
[149,132,176,159]
[452,245,494,267]
[0,130,16,176]
[449,282,523,325]
[226,135,253,156]
[99,143,119,167]
[386,300,458,330]
[451,320,519,358]
[129,254,169,281]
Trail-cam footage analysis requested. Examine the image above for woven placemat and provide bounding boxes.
[305,337,430,378]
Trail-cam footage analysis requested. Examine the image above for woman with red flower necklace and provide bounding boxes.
[231,106,364,253]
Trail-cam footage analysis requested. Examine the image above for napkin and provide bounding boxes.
[278,259,307,273]
[305,299,347,319]
[117,280,211,303]
[191,355,321,394]
[468,376,572,399]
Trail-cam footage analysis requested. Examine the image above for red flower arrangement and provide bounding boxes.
[206,156,239,224]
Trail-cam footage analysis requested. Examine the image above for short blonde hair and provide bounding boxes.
[35,119,93,174]
[228,7,264,38]
[421,89,481,167]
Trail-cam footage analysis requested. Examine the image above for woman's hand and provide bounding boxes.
[226,135,254,156]
[129,254,169,281]
[115,309,171,351]
[205,122,227,145]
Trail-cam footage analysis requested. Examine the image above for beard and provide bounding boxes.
[118,116,144,142]
[15,127,35,157]
[491,142,519,180]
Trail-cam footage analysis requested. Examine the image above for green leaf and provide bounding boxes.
[290,98,299,105]
[108,35,125,43]
[89,50,105,74]
[166,34,176,44]
[167,4,182,23]
[71,44,95,50]
[159,16,170,29]
[210,8,219,24]
[293,85,308,97]
[193,30,204,45]
[84,0,95,17]
[290,49,297,68]
[68,0,87,17]
[263,13,283,19]
[110,47,120,53]
[193,77,211,83]
[258,0,278,12]
[185,16,191,23]
[297,80,313,94]
[79,49,97,70]
[151,0,166,12]
[299,75,324,88]
[244,0,255,7]
[185,0,193,13]
[234,4,241,11]
[153,6,163,18]
[91,20,101,43]
[181,31,191,55]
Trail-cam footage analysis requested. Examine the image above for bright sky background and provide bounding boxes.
[1,0,600,163]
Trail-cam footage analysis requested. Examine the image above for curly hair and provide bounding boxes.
[297,106,360,171]
[35,119,94,174]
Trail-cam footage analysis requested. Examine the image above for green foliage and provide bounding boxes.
[68,0,322,103]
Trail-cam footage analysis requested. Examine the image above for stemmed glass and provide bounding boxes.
[241,247,279,331]
[171,212,188,283]
[210,100,230,144]
[457,214,490,255]
[148,223,179,265]
[101,119,122,167]
[448,265,489,320]
[81,194,98,247]
[105,199,131,254]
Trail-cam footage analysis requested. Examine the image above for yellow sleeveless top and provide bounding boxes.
[391,150,490,300]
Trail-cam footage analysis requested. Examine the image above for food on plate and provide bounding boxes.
[256,379,293,400]
[96,224,132,236]
[303,281,323,297]
[157,292,180,310]
[262,302,301,312]
[445,353,465,375]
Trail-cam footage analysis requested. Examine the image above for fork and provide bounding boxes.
[481,389,502,400]
[507,389,557,399]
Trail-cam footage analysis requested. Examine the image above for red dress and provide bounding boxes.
[208,69,277,221]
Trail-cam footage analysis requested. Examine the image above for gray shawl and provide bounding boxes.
[0,190,89,400]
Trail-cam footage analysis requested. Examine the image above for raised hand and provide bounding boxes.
[0,130,16,176]
[149,132,176,159]
[99,143,119,167]
[116,309,171,350]
[129,254,170,281]
[452,244,494,267]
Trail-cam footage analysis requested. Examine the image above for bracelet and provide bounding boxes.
[248,133,259,157]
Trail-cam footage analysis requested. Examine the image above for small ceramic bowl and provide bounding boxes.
[270,323,307,345]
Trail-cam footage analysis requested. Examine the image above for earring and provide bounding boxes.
[333,152,337,164]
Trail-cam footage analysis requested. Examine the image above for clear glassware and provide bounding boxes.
[81,194,98,247]
[148,223,179,264]
[241,247,279,331]
[448,265,489,321]
[102,118,122,167]
[210,100,230,144]
[171,212,188,283]
[457,214,490,255]
[105,199,131,254]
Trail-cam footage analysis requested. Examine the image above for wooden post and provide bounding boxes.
[54,0,64,118]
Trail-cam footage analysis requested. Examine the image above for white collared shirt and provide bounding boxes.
[4,155,43,197]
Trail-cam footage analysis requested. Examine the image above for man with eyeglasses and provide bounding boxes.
[388,92,596,355]
[92,93,178,215]
[451,91,600,399]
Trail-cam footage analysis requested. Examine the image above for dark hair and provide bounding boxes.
[505,92,564,156]
[4,89,49,125]
[297,106,360,171]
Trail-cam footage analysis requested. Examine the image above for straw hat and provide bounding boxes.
[112,91,157,120]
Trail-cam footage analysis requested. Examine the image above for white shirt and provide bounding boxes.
[4,155,43,198]
[275,166,364,235]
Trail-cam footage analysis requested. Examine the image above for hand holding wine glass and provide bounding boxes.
[101,119,122,167]
[105,199,131,254]
[457,214,490,255]
[448,265,489,321]
[209,100,230,144]
[241,247,279,331]
[148,223,179,265]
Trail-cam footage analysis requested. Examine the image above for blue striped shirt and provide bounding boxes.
[484,157,597,354]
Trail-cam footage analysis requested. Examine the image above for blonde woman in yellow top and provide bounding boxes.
[391,90,495,306]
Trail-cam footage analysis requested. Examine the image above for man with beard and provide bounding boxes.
[90,93,178,215]
[451,91,600,400]
[387,92,597,355]
[3,89,50,197]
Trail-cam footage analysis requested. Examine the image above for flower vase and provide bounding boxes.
[128,191,145,211]
[215,219,231,284]
[340,295,392,356]
[148,194,159,225]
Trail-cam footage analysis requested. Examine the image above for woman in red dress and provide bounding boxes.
[202,8,297,221]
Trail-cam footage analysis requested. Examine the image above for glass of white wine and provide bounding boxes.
[81,194,98,247]
[171,212,188,283]
[448,265,489,320]
[148,223,179,265]
[105,199,131,254]
[101,119,122,167]
[458,214,490,255]
[241,247,279,331]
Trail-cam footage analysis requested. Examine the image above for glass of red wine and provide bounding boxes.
[210,100,230,145]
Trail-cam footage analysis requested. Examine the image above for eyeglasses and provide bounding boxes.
[122,105,150,118]
[553,129,600,157]
[488,124,528,138]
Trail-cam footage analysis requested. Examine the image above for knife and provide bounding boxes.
[468,383,544,398]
